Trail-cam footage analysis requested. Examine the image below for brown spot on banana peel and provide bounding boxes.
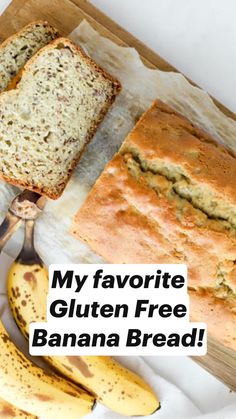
[14,348,28,366]
[67,357,93,378]
[14,307,27,327]
[11,287,20,299]
[64,390,78,398]
[23,272,37,289]
[0,405,16,417]
[1,334,11,344]
[33,393,53,402]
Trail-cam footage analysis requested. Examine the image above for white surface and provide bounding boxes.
[0,1,236,418]
[90,0,236,113]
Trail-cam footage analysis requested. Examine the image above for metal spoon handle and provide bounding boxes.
[0,212,21,254]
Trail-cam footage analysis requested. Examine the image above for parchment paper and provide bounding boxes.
[1,19,236,265]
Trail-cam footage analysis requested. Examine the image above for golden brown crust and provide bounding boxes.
[6,68,23,91]
[189,289,236,350]
[71,100,236,349]
[0,37,121,200]
[120,100,236,204]
[0,20,59,49]
[72,152,236,278]
[10,37,121,94]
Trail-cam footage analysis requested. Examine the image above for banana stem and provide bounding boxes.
[17,220,42,266]
[23,220,35,253]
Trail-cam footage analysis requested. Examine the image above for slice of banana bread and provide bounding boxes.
[0,37,121,199]
[0,21,59,92]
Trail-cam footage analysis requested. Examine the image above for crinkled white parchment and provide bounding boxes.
[1,19,236,265]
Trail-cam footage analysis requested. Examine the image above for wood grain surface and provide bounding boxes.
[0,0,235,392]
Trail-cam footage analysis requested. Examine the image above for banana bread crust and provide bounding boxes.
[71,100,236,349]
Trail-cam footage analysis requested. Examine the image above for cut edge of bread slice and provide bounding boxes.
[0,20,60,92]
[0,37,121,199]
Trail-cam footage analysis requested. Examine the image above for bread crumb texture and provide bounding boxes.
[0,37,121,198]
[0,21,59,92]
[72,100,236,349]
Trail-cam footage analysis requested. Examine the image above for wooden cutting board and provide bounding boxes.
[0,0,236,393]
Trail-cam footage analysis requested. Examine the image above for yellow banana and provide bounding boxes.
[0,397,36,418]
[8,260,160,416]
[0,318,94,419]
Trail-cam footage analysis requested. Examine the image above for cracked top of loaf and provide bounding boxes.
[71,100,236,349]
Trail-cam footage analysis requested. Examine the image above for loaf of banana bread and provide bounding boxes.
[71,100,236,349]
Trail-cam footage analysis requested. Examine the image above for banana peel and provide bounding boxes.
[0,397,36,419]
[0,318,95,419]
[8,261,160,416]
